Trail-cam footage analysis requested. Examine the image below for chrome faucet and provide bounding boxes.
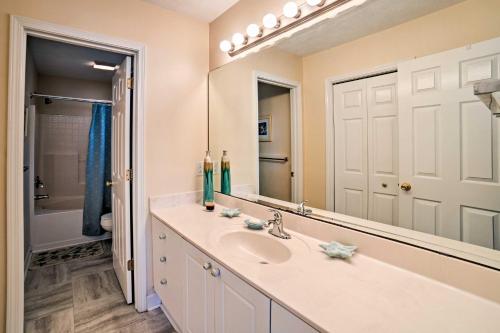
[267,209,291,239]
[296,200,313,216]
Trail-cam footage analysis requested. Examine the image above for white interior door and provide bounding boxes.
[334,79,368,218]
[398,37,500,249]
[366,73,399,225]
[112,56,133,303]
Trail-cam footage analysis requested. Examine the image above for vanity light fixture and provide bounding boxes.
[306,0,326,6]
[263,13,280,29]
[220,0,358,57]
[219,40,234,52]
[93,62,117,71]
[246,23,263,38]
[232,33,247,47]
[283,2,301,19]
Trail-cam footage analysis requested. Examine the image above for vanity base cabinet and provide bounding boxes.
[271,302,318,333]
[214,265,270,333]
[183,241,215,333]
[152,218,185,331]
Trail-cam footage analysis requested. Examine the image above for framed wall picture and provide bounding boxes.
[258,115,272,142]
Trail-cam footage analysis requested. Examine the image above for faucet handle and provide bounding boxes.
[268,208,282,221]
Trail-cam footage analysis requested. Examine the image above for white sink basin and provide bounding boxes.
[219,231,292,264]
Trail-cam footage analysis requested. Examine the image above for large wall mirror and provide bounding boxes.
[209,0,500,268]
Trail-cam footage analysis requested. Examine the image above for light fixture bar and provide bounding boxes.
[228,0,353,57]
[93,62,117,71]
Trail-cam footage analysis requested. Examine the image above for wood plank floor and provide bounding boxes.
[25,241,175,333]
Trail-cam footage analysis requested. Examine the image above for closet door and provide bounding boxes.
[334,79,368,219]
[398,37,500,247]
[367,73,399,225]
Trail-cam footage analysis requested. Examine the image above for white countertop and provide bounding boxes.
[151,203,500,333]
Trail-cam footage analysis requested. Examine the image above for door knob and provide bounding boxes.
[106,181,115,187]
[400,182,412,191]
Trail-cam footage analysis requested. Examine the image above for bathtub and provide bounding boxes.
[32,195,110,252]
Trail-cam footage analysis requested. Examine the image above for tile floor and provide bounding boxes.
[24,240,175,333]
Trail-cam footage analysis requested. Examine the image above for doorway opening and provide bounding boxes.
[7,16,149,333]
[254,72,303,204]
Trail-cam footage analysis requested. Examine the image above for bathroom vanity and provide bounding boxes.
[151,200,500,333]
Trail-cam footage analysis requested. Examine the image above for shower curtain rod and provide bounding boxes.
[31,93,112,105]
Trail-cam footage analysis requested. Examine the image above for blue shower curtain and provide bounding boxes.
[82,103,112,236]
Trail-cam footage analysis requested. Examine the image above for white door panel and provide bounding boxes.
[398,37,500,248]
[367,73,399,225]
[334,73,398,224]
[334,80,368,219]
[112,56,133,303]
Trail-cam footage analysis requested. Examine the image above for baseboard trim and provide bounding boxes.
[160,304,182,333]
[24,246,32,279]
[32,233,111,253]
[146,292,162,311]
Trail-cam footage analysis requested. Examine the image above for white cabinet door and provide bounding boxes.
[271,302,317,333]
[398,37,500,248]
[152,218,185,330]
[183,242,215,333]
[366,73,399,226]
[214,264,270,333]
[334,79,369,219]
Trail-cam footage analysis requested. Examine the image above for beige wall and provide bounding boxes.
[302,0,500,209]
[0,0,208,329]
[209,0,289,70]
[209,48,301,193]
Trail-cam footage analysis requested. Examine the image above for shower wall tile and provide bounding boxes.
[36,114,91,197]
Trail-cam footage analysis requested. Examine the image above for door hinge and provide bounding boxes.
[126,169,133,181]
[127,77,134,89]
[127,259,134,271]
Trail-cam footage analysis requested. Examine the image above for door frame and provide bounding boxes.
[324,63,397,211]
[253,71,303,203]
[7,15,148,332]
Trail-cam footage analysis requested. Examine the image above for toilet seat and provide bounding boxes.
[101,213,113,232]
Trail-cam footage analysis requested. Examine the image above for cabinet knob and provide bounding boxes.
[160,278,167,285]
[160,256,167,263]
[210,268,221,278]
[203,262,212,270]
[159,233,166,240]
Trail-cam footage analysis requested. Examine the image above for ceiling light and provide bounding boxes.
[306,0,326,6]
[283,2,301,19]
[232,33,247,47]
[93,62,116,71]
[246,24,263,38]
[263,13,280,29]
[219,40,234,53]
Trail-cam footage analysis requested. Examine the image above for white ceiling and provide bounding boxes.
[28,37,126,82]
[144,0,240,22]
[275,0,466,56]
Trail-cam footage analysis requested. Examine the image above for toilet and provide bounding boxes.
[100,213,113,232]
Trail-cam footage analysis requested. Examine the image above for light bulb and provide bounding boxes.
[262,13,280,29]
[306,0,326,6]
[283,2,300,18]
[232,33,247,46]
[219,40,233,53]
[246,24,262,38]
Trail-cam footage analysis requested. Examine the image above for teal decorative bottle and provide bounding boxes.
[203,151,215,211]
[221,150,231,195]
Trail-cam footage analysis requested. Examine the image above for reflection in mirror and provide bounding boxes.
[209,0,500,267]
